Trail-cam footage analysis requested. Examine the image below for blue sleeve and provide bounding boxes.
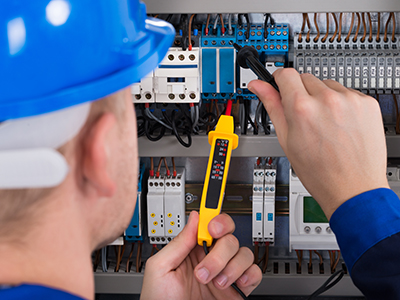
[330,188,400,300]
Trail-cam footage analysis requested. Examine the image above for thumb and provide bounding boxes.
[248,79,288,147]
[152,211,199,273]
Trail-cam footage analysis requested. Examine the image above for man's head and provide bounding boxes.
[0,88,138,249]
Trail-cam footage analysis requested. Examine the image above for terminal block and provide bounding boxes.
[147,174,166,244]
[154,48,200,103]
[164,168,186,241]
[294,34,400,94]
[289,169,339,251]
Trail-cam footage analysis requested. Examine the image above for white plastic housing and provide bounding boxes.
[131,72,155,103]
[263,167,276,244]
[164,168,186,240]
[154,48,200,103]
[252,165,265,243]
[289,169,339,251]
[147,175,166,244]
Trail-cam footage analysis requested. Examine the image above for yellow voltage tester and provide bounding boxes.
[197,101,239,247]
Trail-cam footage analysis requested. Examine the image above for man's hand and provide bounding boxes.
[248,69,390,219]
[141,211,261,300]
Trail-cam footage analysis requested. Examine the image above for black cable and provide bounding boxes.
[238,14,244,28]
[136,116,145,137]
[244,14,250,40]
[144,118,165,142]
[263,14,270,39]
[307,269,345,300]
[171,110,192,147]
[180,14,188,51]
[165,14,173,23]
[202,241,248,300]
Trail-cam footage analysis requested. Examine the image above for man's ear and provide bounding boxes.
[82,113,117,198]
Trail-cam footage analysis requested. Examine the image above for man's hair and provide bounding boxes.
[0,91,127,238]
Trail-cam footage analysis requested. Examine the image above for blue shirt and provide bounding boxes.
[0,284,85,299]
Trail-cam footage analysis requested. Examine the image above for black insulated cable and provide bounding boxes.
[202,241,248,300]
[171,110,192,147]
[307,269,345,300]
[263,14,270,39]
[180,14,188,50]
[244,14,250,40]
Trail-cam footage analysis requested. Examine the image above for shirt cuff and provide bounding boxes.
[330,188,400,274]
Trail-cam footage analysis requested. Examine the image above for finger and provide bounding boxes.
[235,264,263,296]
[212,247,254,290]
[300,73,331,96]
[149,211,198,273]
[194,234,239,285]
[273,68,310,104]
[248,80,288,147]
[208,213,235,239]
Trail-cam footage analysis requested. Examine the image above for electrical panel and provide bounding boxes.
[147,168,186,244]
[289,169,339,251]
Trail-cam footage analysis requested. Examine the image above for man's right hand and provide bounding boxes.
[248,69,390,220]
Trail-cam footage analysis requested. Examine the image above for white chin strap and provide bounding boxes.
[0,103,91,189]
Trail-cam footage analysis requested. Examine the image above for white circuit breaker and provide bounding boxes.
[147,175,166,244]
[147,168,186,244]
[252,165,265,243]
[131,72,155,103]
[252,163,276,245]
[154,48,200,103]
[289,169,339,251]
[263,166,276,244]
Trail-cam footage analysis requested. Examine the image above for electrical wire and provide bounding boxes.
[313,251,323,266]
[299,13,310,42]
[165,14,173,23]
[171,110,192,148]
[377,12,381,42]
[308,250,313,273]
[213,14,219,35]
[188,14,196,50]
[136,242,142,273]
[156,157,163,178]
[203,242,248,300]
[391,13,396,42]
[332,250,340,272]
[163,157,170,176]
[313,13,320,42]
[126,243,135,272]
[244,14,250,40]
[295,250,303,273]
[228,14,233,35]
[263,14,270,39]
[321,13,330,43]
[101,247,108,272]
[219,14,225,35]
[307,269,345,300]
[180,14,188,50]
[171,157,177,177]
[345,12,355,43]
[329,13,338,42]
[384,12,396,42]
[361,13,367,42]
[367,12,373,42]
[145,106,172,130]
[205,14,211,35]
[144,118,165,142]
[353,13,361,42]
[262,243,269,274]
[337,13,343,42]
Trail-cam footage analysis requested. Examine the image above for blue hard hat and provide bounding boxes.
[1,0,175,121]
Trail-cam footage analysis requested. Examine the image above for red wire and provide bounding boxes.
[225,99,233,116]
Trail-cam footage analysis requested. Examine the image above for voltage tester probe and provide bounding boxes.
[197,44,279,300]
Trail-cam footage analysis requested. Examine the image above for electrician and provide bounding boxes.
[0,1,261,299]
